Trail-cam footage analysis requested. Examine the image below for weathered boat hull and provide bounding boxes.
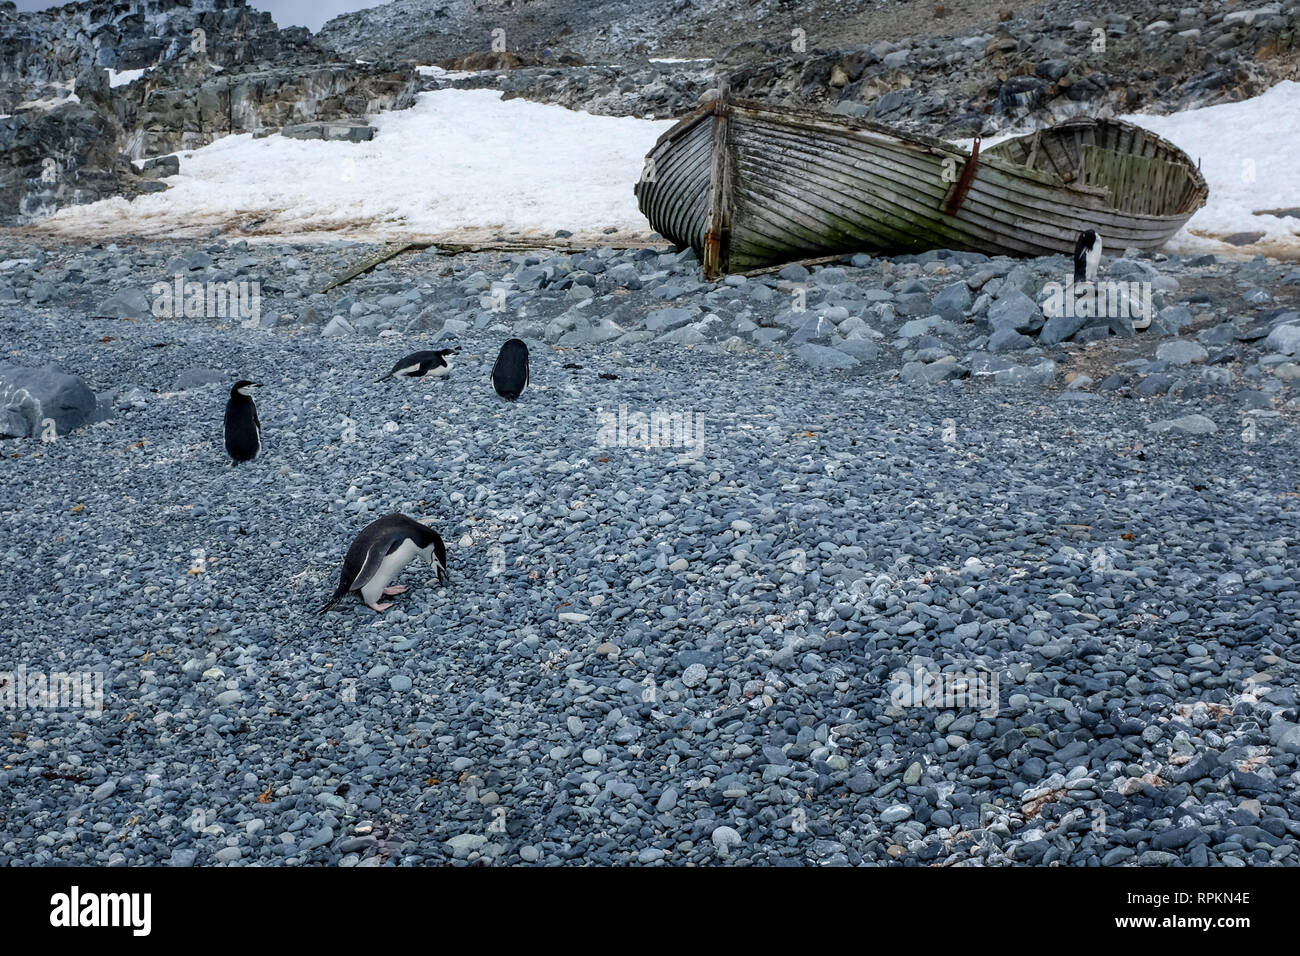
[635,97,1208,277]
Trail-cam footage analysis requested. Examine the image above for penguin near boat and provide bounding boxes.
[319,512,448,614]
[376,347,461,383]
[1073,229,1103,284]
[491,338,530,400]
[223,380,262,464]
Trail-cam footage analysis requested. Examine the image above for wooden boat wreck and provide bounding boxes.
[635,87,1208,277]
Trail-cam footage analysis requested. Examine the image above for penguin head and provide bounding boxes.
[412,527,448,585]
[231,380,262,398]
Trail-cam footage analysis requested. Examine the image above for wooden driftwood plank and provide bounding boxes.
[318,242,418,293]
[317,238,673,294]
[740,253,855,278]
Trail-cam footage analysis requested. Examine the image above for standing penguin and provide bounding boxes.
[319,512,448,613]
[491,338,530,400]
[376,347,461,383]
[1073,229,1102,284]
[224,380,262,464]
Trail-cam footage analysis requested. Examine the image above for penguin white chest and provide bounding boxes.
[360,540,419,605]
[1085,241,1102,281]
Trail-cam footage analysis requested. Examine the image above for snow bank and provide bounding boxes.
[35,89,674,243]
[1120,80,1300,256]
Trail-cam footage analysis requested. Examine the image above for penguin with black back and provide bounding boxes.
[376,347,461,383]
[320,512,448,613]
[224,380,262,464]
[491,338,529,400]
[1074,229,1102,284]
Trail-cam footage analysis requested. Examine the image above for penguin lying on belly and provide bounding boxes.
[376,348,461,383]
[320,512,448,613]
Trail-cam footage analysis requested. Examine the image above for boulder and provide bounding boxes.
[1147,414,1218,435]
[988,326,1034,352]
[321,315,354,338]
[1264,323,1300,355]
[174,367,226,390]
[994,360,1056,385]
[95,287,152,318]
[986,289,1043,333]
[1038,311,1087,345]
[930,282,972,322]
[281,123,377,142]
[1156,340,1208,366]
[644,307,694,332]
[795,343,858,370]
[0,364,97,439]
[139,154,180,180]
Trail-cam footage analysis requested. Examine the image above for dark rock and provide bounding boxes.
[987,326,1034,352]
[95,288,152,318]
[1222,231,1266,246]
[0,364,97,438]
[1038,310,1087,345]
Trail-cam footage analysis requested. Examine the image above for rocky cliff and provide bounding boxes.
[0,0,416,225]
[404,0,1299,135]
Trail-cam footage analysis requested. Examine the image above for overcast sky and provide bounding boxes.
[10,1,383,32]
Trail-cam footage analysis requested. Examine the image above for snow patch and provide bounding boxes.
[33,89,675,243]
[416,65,479,81]
[108,68,149,88]
[1120,80,1300,256]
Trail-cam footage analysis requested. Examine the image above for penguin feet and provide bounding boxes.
[382,585,408,596]
[367,601,394,613]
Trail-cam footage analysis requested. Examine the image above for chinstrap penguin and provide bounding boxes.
[376,348,461,382]
[320,512,448,613]
[491,338,530,400]
[224,380,262,464]
[1074,229,1102,284]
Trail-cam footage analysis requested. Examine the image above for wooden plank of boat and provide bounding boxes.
[1025,130,1041,171]
[780,125,1180,254]
[654,128,711,249]
[702,79,731,278]
[637,109,713,252]
[731,134,952,238]
[731,122,969,242]
[732,121,1103,257]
